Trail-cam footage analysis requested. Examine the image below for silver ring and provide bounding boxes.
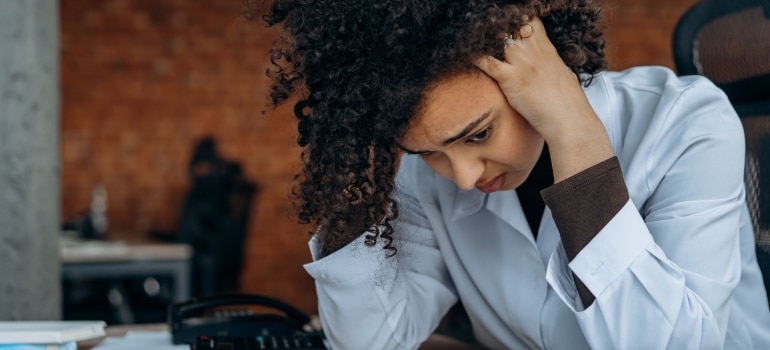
[503,34,515,48]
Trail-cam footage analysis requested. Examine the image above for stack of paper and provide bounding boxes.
[93,331,189,350]
[0,321,106,350]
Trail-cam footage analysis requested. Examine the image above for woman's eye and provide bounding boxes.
[468,127,492,143]
[419,151,438,159]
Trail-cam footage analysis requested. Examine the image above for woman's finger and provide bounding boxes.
[474,55,511,81]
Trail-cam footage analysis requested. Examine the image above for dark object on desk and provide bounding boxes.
[193,334,326,350]
[63,275,174,325]
[62,213,100,240]
[156,137,258,298]
[673,0,770,307]
[434,302,480,347]
[169,293,325,347]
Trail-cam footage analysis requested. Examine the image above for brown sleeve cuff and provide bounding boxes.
[541,156,629,308]
[541,156,629,262]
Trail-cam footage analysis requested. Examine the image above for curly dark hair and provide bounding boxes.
[260,0,607,256]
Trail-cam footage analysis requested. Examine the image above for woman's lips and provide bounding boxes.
[476,174,506,193]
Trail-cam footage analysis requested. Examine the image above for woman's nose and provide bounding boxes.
[451,156,484,191]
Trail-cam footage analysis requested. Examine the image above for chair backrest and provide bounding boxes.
[672,0,770,105]
[674,1,770,306]
[740,103,770,253]
[741,103,770,309]
[674,0,770,250]
[178,137,258,297]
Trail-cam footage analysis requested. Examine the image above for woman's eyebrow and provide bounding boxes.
[399,107,494,154]
[441,107,494,146]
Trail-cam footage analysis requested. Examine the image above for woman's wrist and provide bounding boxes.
[544,116,614,183]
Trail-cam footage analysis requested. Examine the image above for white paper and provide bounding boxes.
[0,321,105,344]
[92,331,189,350]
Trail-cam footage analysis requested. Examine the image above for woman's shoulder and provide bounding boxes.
[593,65,736,132]
[601,65,727,102]
[589,65,741,165]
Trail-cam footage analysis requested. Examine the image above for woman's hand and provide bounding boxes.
[475,17,614,182]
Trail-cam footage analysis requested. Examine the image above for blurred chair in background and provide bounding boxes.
[673,0,770,305]
[175,137,258,298]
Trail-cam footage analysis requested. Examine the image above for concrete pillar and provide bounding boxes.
[0,0,61,319]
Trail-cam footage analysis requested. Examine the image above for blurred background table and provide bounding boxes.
[60,237,192,324]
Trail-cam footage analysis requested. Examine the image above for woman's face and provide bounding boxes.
[400,72,545,193]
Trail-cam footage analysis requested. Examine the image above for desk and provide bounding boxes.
[78,323,480,350]
[60,241,193,303]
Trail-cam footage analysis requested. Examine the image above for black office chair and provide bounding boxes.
[672,0,770,105]
[673,0,770,306]
[176,137,258,298]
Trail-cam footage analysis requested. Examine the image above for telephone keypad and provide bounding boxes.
[194,334,327,350]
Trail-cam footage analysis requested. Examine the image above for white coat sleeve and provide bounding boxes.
[546,80,746,349]
[303,174,458,349]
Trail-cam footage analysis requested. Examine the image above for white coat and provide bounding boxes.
[304,66,770,349]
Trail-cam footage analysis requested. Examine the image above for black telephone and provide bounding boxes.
[169,294,326,349]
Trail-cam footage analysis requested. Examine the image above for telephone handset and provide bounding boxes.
[169,293,326,349]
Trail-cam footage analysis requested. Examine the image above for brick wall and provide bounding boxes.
[59,0,701,316]
[59,0,315,313]
[602,0,700,70]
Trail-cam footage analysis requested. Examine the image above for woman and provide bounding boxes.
[262,0,770,348]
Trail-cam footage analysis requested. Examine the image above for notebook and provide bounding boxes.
[0,321,106,344]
